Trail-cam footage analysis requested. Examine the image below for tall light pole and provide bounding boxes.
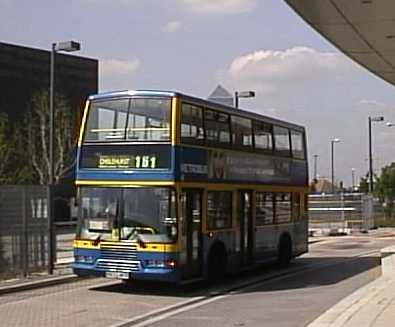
[368,116,384,193]
[48,40,80,274]
[313,154,319,181]
[49,41,81,185]
[331,138,341,194]
[351,168,355,191]
[234,90,255,108]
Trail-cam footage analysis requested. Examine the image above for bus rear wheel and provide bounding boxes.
[277,235,292,268]
[208,244,227,282]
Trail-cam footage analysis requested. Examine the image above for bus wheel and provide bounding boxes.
[277,235,292,268]
[208,244,227,282]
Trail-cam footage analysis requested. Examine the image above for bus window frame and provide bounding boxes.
[180,102,205,146]
[290,129,306,160]
[273,125,292,158]
[204,109,232,149]
[82,96,173,144]
[231,115,253,152]
[206,190,233,231]
[253,120,274,155]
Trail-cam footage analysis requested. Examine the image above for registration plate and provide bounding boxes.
[105,271,130,280]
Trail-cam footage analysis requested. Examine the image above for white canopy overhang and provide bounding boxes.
[285,0,395,86]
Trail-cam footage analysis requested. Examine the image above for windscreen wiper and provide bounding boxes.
[93,234,101,246]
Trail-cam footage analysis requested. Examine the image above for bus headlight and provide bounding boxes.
[75,255,94,264]
[145,259,177,269]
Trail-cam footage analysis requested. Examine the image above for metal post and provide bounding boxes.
[313,154,318,180]
[49,43,55,186]
[331,141,335,194]
[351,168,355,190]
[234,91,239,108]
[22,187,28,278]
[48,44,56,274]
[368,117,373,193]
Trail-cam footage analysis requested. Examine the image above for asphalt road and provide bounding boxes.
[0,234,394,327]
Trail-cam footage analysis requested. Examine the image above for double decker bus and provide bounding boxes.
[72,90,308,282]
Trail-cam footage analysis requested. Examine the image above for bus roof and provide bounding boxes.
[88,90,305,131]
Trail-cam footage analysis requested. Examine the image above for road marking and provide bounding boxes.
[112,248,380,327]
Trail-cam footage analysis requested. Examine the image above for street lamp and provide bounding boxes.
[351,168,356,191]
[313,154,319,181]
[368,116,384,193]
[234,90,255,108]
[331,138,341,194]
[48,40,80,274]
[49,41,81,185]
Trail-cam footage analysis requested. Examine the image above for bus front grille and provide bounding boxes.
[96,259,141,272]
[100,242,138,261]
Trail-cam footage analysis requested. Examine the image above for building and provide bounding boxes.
[208,84,234,107]
[285,1,395,87]
[0,42,98,125]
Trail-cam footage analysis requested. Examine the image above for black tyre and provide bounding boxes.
[208,245,227,282]
[277,235,292,268]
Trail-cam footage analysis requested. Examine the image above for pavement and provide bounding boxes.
[307,234,395,327]
[1,229,395,327]
[307,276,395,327]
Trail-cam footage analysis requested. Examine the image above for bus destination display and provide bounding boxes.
[79,144,171,170]
[99,155,158,169]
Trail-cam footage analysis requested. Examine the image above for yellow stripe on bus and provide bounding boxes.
[76,180,307,192]
[176,181,308,192]
[171,96,179,145]
[73,240,179,252]
[75,180,175,187]
[78,100,90,147]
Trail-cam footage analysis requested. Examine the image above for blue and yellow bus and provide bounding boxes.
[72,90,308,282]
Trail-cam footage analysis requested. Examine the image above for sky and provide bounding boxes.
[2,0,395,187]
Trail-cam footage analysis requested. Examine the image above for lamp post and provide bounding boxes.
[49,41,81,185]
[351,168,355,191]
[313,154,319,181]
[234,90,255,108]
[368,116,384,193]
[331,138,341,194]
[48,40,80,274]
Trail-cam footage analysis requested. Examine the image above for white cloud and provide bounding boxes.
[358,99,386,107]
[162,21,182,33]
[178,0,256,16]
[225,47,359,95]
[99,58,141,91]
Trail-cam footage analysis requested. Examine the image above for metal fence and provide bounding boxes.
[0,186,49,278]
[308,193,382,233]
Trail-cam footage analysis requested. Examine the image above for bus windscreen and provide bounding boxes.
[84,98,171,142]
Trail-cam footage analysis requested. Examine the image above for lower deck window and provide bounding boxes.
[256,192,274,225]
[207,191,232,230]
[276,193,291,223]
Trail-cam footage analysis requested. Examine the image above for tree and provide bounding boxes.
[26,90,75,185]
[0,113,12,184]
[375,162,395,219]
[359,174,369,193]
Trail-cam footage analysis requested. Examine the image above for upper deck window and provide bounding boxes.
[253,121,273,152]
[181,103,204,144]
[84,98,171,142]
[85,99,129,141]
[231,116,253,149]
[291,130,305,159]
[204,110,231,146]
[273,126,291,156]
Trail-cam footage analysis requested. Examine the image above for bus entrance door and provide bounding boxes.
[181,189,203,279]
[239,190,254,266]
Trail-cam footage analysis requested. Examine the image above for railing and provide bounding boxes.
[0,185,76,280]
[308,193,380,233]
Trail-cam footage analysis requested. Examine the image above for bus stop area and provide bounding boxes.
[307,244,395,327]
